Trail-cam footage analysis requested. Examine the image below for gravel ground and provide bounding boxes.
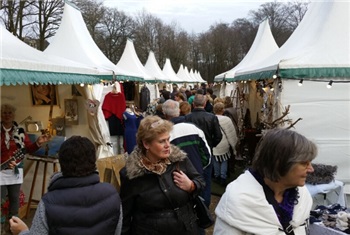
[206,194,220,235]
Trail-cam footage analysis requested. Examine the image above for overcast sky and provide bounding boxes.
[102,0,269,34]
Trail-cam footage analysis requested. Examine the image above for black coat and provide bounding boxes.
[185,108,223,150]
[120,145,205,235]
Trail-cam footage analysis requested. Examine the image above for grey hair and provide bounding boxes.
[162,99,180,118]
[252,128,318,182]
[193,94,207,107]
[1,103,16,113]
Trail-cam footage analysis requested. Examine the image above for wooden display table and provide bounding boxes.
[96,155,126,193]
[24,155,59,218]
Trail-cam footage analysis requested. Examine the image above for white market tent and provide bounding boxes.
[235,1,350,190]
[214,19,279,83]
[195,70,206,83]
[0,25,101,86]
[282,1,350,188]
[143,51,167,100]
[213,19,278,97]
[115,39,152,82]
[184,66,196,83]
[278,3,350,79]
[234,1,350,81]
[189,69,199,83]
[43,2,133,159]
[177,65,199,88]
[0,22,112,202]
[177,64,191,83]
[144,51,167,83]
[162,58,184,87]
[43,2,116,81]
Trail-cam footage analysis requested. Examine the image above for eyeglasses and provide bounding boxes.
[299,161,312,169]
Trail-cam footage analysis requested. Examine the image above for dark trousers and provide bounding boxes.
[200,162,212,207]
[199,161,213,235]
[1,184,21,220]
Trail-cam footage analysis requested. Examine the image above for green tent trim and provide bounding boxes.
[227,70,275,82]
[0,68,107,86]
[280,67,350,79]
[115,74,144,82]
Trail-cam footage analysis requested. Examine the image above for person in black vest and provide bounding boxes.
[9,136,122,235]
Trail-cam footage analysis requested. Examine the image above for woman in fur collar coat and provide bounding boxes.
[120,115,205,235]
[214,128,318,235]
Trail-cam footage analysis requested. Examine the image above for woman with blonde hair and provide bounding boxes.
[120,115,205,235]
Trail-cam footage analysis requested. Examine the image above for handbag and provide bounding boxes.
[193,195,215,229]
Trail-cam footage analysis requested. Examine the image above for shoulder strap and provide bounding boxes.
[160,162,179,210]
[219,125,234,151]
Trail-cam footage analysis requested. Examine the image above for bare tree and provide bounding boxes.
[32,0,63,50]
[210,23,238,78]
[1,0,308,82]
[133,10,163,63]
[98,8,135,64]
[158,22,191,72]
[248,1,308,46]
[231,18,256,61]
[188,33,200,70]
[285,1,309,29]
[71,0,105,41]
[0,0,36,39]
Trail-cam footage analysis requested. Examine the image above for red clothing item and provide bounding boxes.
[102,92,126,120]
[1,126,39,164]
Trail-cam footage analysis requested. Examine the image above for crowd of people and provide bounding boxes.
[1,83,319,235]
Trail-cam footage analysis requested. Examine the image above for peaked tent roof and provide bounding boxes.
[235,1,350,80]
[177,65,193,83]
[0,26,101,86]
[279,1,350,80]
[189,69,197,82]
[185,66,197,83]
[162,58,183,83]
[115,39,151,82]
[214,19,279,82]
[44,2,115,80]
[196,71,206,83]
[144,51,167,83]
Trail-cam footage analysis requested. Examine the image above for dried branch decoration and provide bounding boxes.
[261,105,302,129]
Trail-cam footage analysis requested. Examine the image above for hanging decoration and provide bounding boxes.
[261,105,302,131]
[85,99,100,116]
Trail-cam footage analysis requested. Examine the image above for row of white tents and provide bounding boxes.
[1,1,208,201]
[0,1,207,160]
[1,1,205,87]
[213,0,350,193]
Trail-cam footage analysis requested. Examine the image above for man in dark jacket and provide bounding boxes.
[162,99,211,174]
[10,136,122,235]
[185,94,222,208]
